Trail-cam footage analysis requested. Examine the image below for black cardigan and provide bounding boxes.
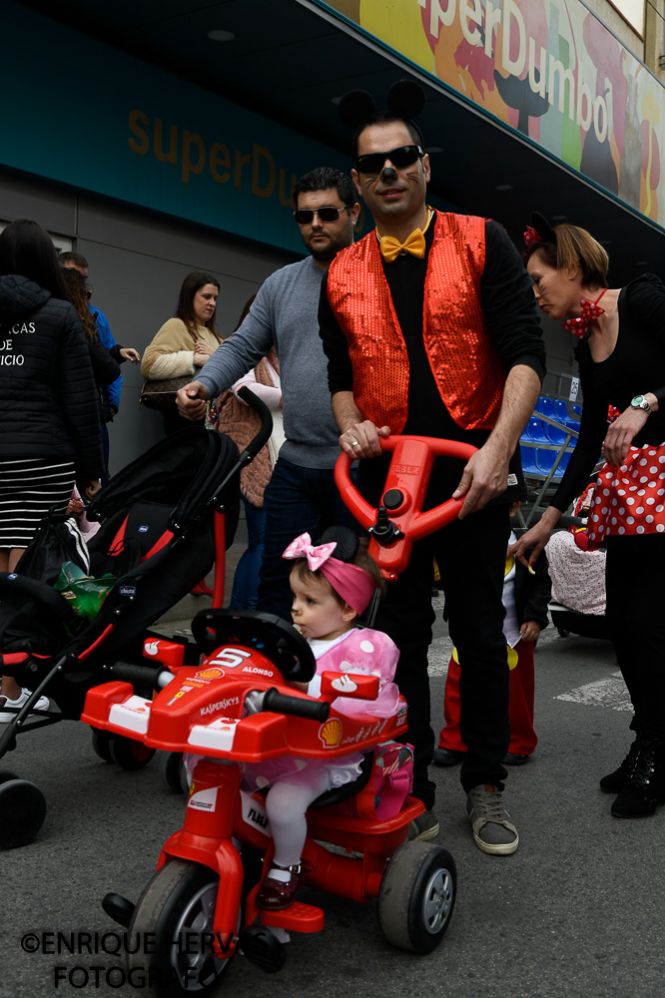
[553,273,665,511]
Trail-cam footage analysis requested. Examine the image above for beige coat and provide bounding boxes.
[141,317,221,380]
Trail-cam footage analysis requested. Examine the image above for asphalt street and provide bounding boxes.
[2,592,663,998]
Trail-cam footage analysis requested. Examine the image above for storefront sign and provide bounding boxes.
[320,0,664,225]
[0,2,347,253]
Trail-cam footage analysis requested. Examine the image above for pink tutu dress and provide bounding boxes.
[243,626,400,792]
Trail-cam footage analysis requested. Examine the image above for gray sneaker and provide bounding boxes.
[408,808,440,841]
[466,785,519,856]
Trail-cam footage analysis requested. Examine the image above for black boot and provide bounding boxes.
[599,740,642,793]
[611,740,665,819]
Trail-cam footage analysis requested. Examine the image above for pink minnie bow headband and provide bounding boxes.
[282,532,376,615]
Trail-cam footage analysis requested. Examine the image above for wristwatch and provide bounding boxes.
[630,394,652,413]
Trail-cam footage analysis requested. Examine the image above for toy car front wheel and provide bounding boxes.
[127,860,236,997]
[0,774,47,848]
[108,736,155,771]
[378,841,456,954]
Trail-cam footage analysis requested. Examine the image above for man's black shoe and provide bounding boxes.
[433,748,465,767]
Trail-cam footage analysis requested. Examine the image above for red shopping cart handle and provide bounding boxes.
[335,435,477,579]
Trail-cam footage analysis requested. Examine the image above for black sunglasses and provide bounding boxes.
[355,144,424,175]
[293,206,349,225]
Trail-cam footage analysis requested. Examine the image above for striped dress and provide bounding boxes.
[0,458,76,550]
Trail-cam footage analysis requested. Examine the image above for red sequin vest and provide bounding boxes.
[326,212,504,431]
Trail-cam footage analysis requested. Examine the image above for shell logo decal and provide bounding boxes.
[318,717,343,748]
[194,667,225,681]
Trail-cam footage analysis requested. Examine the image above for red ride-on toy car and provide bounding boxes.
[84,436,475,997]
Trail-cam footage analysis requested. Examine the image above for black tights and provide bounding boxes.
[605,535,665,739]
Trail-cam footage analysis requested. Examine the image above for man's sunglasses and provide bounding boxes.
[293,206,349,224]
[355,145,424,175]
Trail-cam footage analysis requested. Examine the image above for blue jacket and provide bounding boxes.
[91,305,122,410]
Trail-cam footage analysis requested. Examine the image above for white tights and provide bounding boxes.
[265,768,332,874]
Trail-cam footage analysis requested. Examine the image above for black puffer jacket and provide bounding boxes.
[0,275,102,480]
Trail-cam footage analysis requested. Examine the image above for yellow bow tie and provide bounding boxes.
[379,227,426,263]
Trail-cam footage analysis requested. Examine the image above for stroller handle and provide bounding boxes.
[207,386,274,516]
[335,434,478,578]
[236,386,273,462]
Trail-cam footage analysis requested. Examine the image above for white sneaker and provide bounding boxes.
[0,688,49,723]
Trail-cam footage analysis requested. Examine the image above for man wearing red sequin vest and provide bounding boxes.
[319,84,545,854]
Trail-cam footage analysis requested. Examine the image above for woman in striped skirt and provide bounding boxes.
[0,220,102,718]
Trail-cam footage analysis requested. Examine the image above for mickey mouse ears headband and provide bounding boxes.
[338,79,425,136]
[523,211,557,249]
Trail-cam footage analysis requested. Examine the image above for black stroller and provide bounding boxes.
[0,388,271,848]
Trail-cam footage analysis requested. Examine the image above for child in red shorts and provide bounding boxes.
[435,505,551,766]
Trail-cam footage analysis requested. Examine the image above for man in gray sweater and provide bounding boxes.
[177,167,361,618]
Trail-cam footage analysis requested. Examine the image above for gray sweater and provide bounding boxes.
[197,256,341,469]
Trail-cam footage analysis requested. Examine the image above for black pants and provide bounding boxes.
[606,535,665,740]
[373,502,511,807]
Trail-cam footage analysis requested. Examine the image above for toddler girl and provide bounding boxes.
[245,526,400,910]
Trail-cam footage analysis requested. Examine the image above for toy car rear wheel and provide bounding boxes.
[127,859,235,998]
[159,752,188,794]
[108,735,155,771]
[91,728,114,763]
[0,777,47,848]
[378,841,456,954]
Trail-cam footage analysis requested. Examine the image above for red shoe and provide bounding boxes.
[257,863,302,911]
[191,580,214,597]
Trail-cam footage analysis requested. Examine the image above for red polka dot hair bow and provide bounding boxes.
[563,289,607,338]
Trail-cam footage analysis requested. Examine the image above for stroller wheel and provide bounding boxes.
[109,736,155,771]
[159,752,188,794]
[0,778,47,848]
[128,859,237,997]
[91,728,114,763]
[378,841,457,954]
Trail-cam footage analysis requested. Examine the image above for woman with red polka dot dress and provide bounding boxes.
[513,214,665,819]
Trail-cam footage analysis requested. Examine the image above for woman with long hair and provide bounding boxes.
[514,215,665,819]
[0,218,101,717]
[62,267,120,482]
[141,271,222,436]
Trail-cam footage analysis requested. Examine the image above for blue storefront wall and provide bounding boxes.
[2,1,349,254]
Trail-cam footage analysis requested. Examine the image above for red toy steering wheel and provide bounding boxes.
[335,435,478,579]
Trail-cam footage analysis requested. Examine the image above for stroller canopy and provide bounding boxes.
[87,427,240,533]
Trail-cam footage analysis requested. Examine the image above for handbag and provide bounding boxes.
[140,375,191,411]
[15,511,91,585]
